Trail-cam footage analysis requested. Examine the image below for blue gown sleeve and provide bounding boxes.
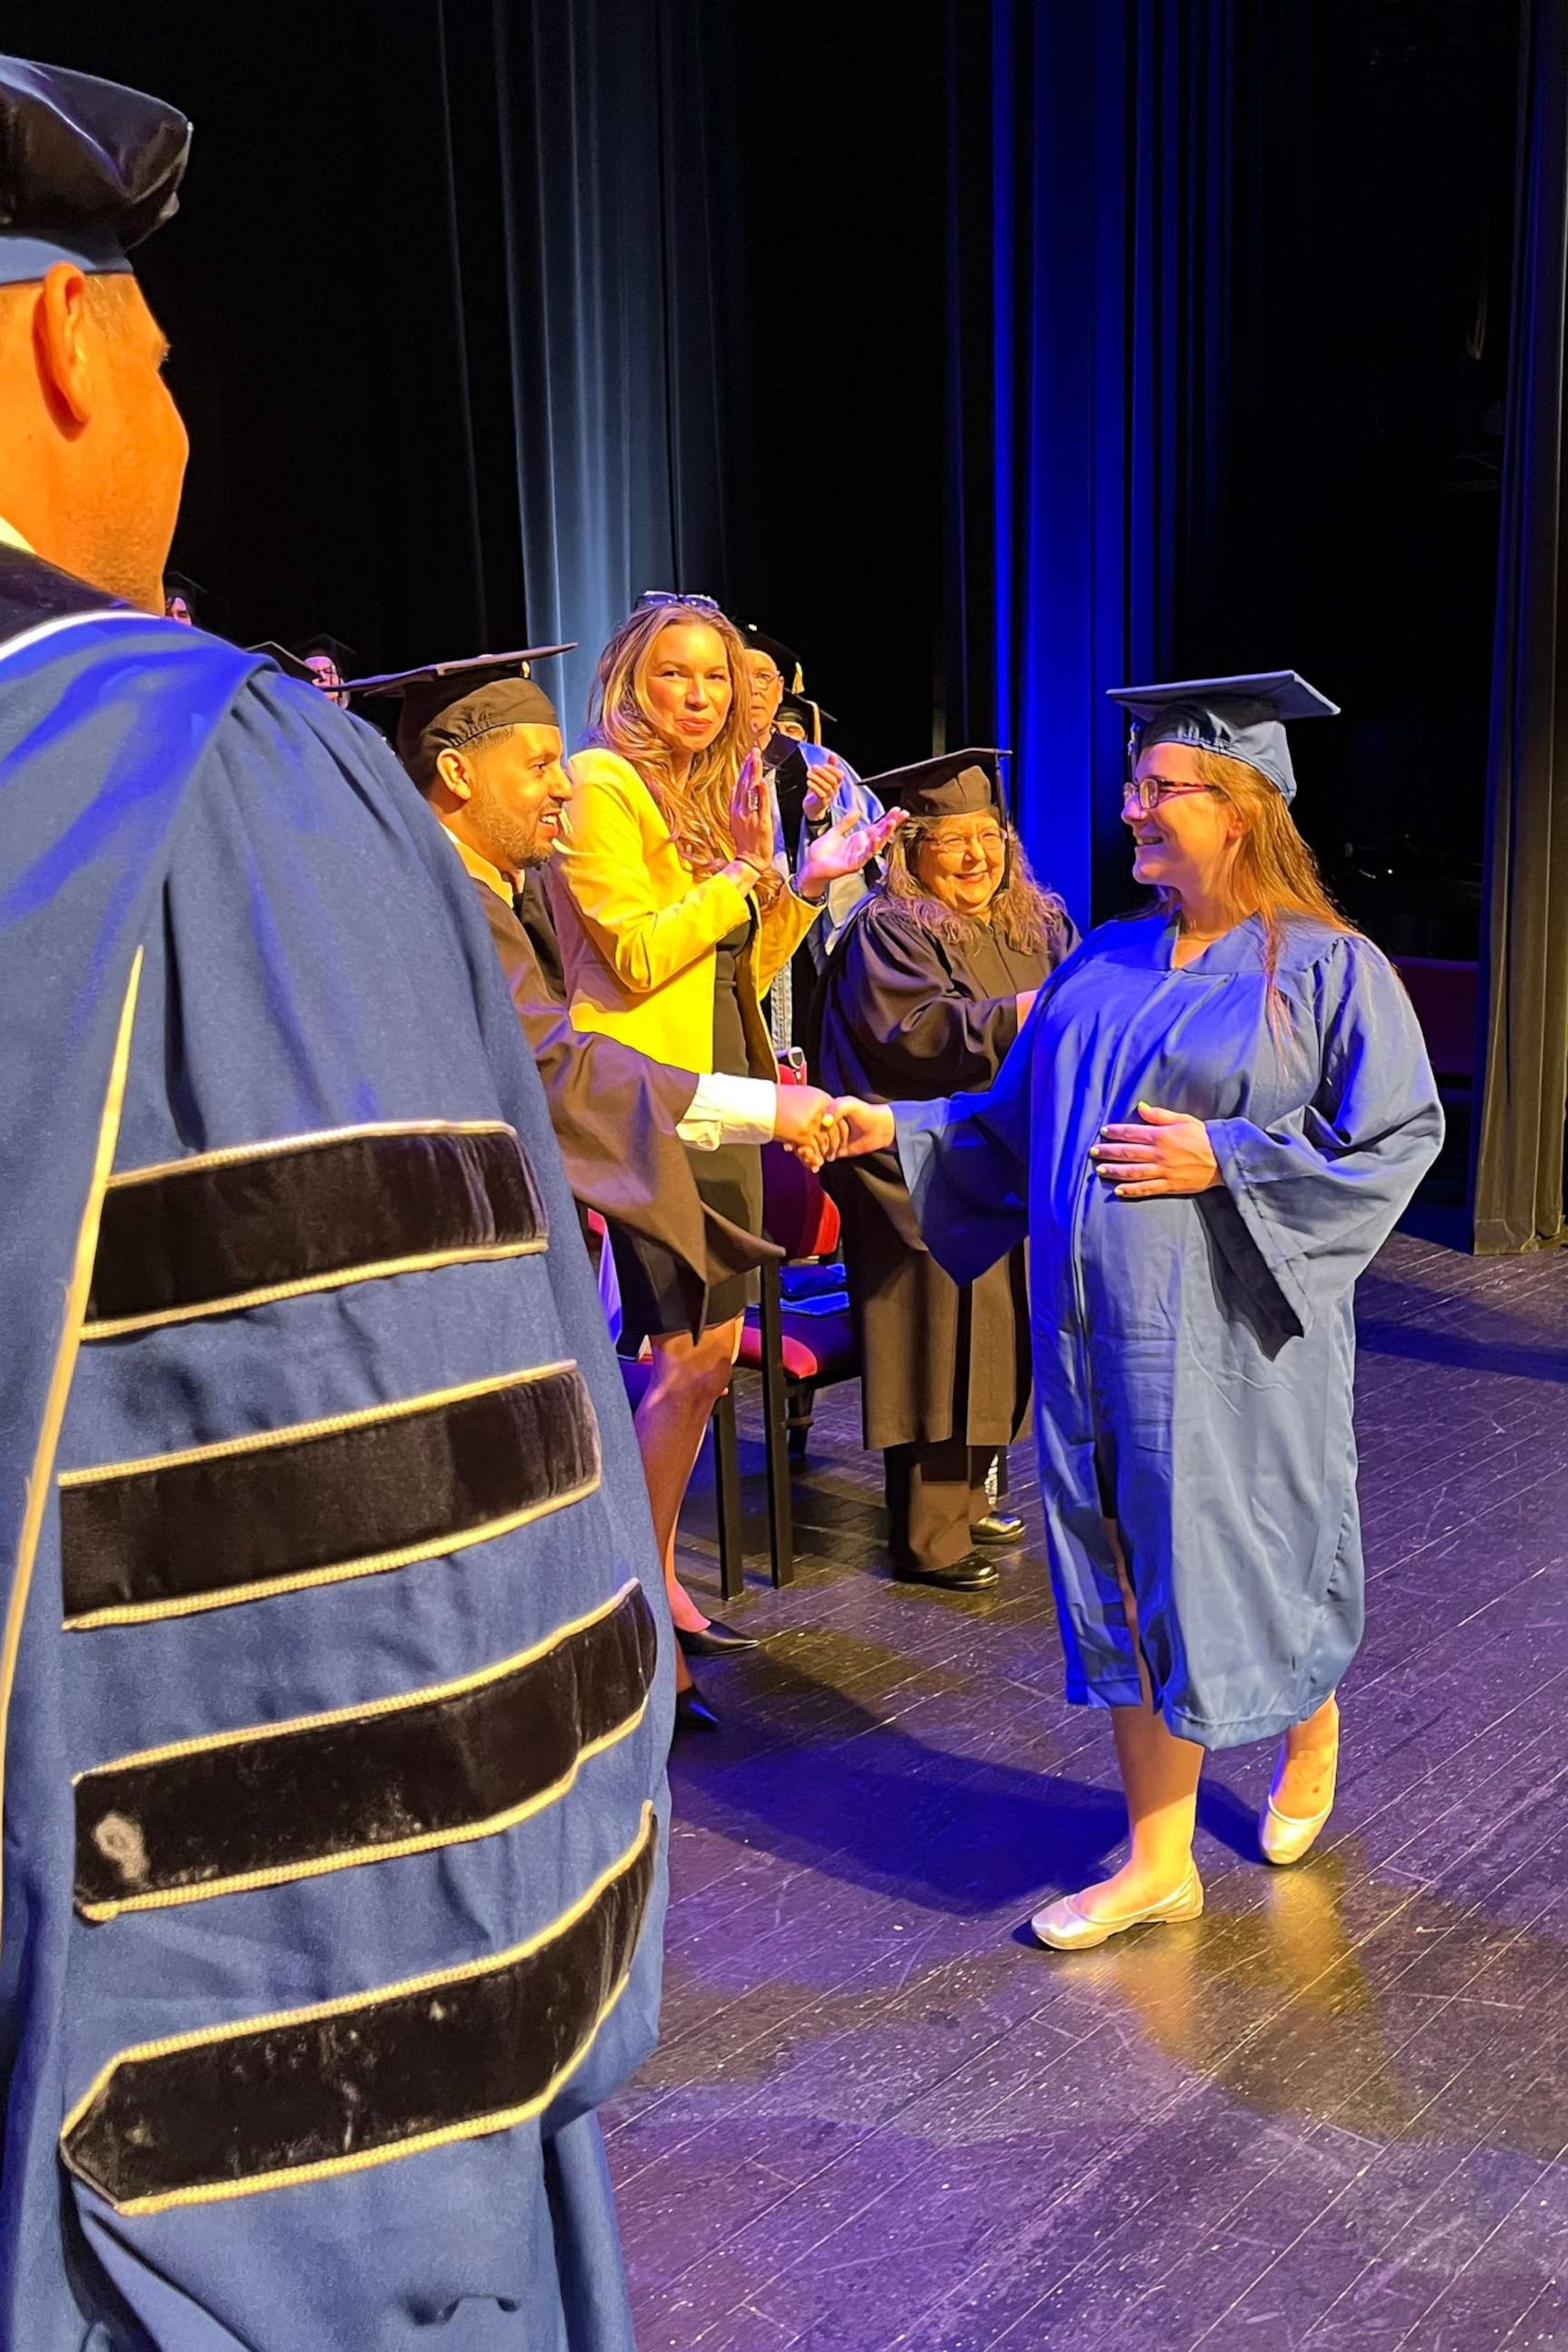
[1204,935,1444,1337]
[891,989,1047,1287]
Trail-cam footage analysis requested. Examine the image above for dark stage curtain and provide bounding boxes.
[946,1,1285,926]
[11,2,744,735]
[496,0,746,736]
[1472,0,1568,1255]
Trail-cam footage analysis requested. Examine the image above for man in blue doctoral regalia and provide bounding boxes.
[0,55,669,2350]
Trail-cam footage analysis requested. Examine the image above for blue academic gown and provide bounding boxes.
[897,912,1443,1749]
[0,588,671,2349]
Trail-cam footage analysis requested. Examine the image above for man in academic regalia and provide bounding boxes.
[0,56,668,2351]
[740,624,886,1055]
[364,642,849,1340]
[815,752,1075,1589]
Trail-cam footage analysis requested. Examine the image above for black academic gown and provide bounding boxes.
[816,895,1067,1452]
[466,864,776,1336]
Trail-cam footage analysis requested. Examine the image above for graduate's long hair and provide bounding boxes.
[1148,749,1354,992]
[880,822,1072,959]
[586,603,780,901]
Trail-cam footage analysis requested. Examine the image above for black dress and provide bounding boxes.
[611,911,764,1348]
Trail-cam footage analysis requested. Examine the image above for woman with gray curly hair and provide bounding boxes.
[815,750,1075,1590]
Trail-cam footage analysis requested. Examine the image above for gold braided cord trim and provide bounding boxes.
[77,1578,642,1775]
[0,952,143,1962]
[58,1361,577,1487]
[61,1805,656,2214]
[82,1238,546,1341]
[102,1118,519,1190]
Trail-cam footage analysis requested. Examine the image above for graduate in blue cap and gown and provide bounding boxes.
[828,673,1442,1949]
[0,54,668,2349]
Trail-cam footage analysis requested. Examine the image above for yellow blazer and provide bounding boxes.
[550,747,820,1078]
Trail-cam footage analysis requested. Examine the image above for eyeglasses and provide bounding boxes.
[638,591,724,616]
[750,668,784,691]
[1120,778,1219,815]
[920,825,1007,861]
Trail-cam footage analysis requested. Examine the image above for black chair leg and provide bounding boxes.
[712,1383,744,1602]
[786,1381,815,1461]
[756,1260,795,1586]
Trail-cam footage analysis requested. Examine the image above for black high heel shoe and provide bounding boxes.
[674,1684,721,1734]
[676,1619,760,1658]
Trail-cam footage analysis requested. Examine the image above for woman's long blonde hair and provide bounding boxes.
[1151,747,1354,986]
[880,821,1071,959]
[586,602,769,889]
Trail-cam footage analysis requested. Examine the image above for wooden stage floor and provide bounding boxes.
[607,1233,1568,2351]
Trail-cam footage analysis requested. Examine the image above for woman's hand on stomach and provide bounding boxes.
[1090,1102,1221,1199]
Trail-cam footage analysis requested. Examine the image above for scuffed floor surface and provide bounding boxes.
[609,1233,1568,2350]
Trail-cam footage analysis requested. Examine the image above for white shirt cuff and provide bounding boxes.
[677,1071,778,1150]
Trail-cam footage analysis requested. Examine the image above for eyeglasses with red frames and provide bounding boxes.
[1119,777,1220,815]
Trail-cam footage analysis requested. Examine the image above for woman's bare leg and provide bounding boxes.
[1271,1691,1340,1817]
[632,1318,744,1687]
[1072,1521,1204,1919]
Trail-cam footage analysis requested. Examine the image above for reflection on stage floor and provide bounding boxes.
[607,1231,1568,2351]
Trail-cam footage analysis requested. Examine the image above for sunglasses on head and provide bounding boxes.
[637,591,724,616]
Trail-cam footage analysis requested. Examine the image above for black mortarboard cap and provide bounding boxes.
[345,645,574,780]
[858,748,1009,821]
[1106,671,1339,805]
[246,641,317,684]
[0,56,189,286]
[292,632,359,671]
[741,625,805,695]
[777,691,837,745]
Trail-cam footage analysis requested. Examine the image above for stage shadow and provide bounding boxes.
[672,1648,1125,1914]
[1356,1312,1568,1384]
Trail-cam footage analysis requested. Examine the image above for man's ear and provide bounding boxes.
[434,747,473,805]
[35,264,96,430]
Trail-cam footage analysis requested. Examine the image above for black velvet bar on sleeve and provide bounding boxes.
[61,1365,599,1626]
[85,1122,547,1336]
[62,1814,658,2213]
[76,1583,658,1916]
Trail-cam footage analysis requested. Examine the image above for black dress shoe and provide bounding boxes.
[971,1511,1026,1547]
[674,1685,721,1734]
[891,1552,1001,1592]
[676,1619,761,1658]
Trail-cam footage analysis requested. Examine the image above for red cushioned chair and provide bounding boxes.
[735,1141,861,1588]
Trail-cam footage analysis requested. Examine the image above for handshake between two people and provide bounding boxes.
[772,1086,896,1171]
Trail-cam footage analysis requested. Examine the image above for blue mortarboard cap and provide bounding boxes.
[1106,671,1340,805]
[0,57,189,288]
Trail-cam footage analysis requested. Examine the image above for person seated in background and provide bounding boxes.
[548,596,902,1710]
[293,629,356,707]
[162,564,201,623]
[740,622,887,1054]
[815,750,1075,1590]
[381,635,852,1726]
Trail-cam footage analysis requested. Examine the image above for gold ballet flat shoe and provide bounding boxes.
[1029,1868,1204,1952]
[1259,1743,1338,1867]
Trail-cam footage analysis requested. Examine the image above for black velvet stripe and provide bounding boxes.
[75,1584,658,1916]
[86,1125,546,1332]
[61,1368,599,1625]
[63,1816,658,2213]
